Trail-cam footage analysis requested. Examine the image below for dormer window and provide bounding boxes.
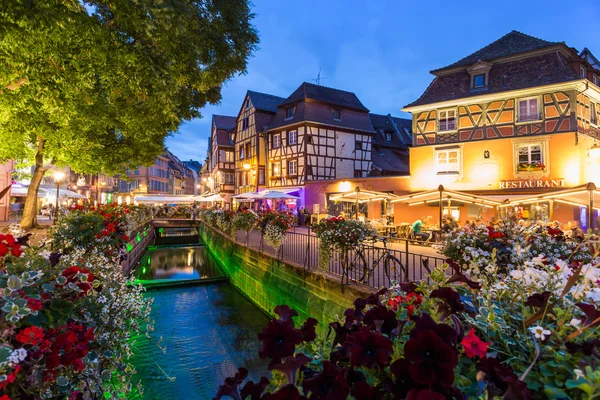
[285,107,294,120]
[472,74,486,89]
[332,108,341,120]
[467,61,491,92]
[580,65,586,79]
[385,133,392,142]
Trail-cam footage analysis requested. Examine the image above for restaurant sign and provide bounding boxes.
[499,178,565,189]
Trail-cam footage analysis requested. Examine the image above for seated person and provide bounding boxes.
[570,221,584,240]
[412,216,432,241]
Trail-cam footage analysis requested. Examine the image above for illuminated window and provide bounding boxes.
[515,142,545,173]
[518,97,539,122]
[288,160,297,175]
[438,109,456,132]
[288,131,297,145]
[258,169,265,185]
[272,162,281,177]
[272,133,281,149]
[435,147,460,174]
[239,145,244,159]
[591,102,597,125]
[224,151,234,163]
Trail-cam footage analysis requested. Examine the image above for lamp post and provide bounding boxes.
[53,171,64,222]
[355,186,360,220]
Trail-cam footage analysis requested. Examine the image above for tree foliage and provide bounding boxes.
[0,0,258,225]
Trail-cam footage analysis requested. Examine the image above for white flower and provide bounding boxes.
[8,348,27,367]
[569,318,582,327]
[586,288,600,303]
[528,325,551,341]
[493,281,508,290]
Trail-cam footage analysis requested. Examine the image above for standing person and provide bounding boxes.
[191,203,198,221]
[594,215,600,236]
[304,207,311,227]
[412,216,432,241]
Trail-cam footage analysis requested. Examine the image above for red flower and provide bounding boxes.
[26,297,43,311]
[404,329,457,385]
[299,317,318,343]
[10,245,23,257]
[302,361,349,400]
[4,235,16,246]
[0,394,11,400]
[345,326,393,369]
[16,326,45,346]
[0,243,8,257]
[461,328,490,358]
[258,319,303,359]
[122,235,130,242]
[363,305,397,335]
[0,365,21,390]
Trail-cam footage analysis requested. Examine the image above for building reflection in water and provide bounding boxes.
[136,246,222,281]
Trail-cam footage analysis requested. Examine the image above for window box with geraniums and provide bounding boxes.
[258,211,295,251]
[214,221,600,400]
[215,209,236,236]
[311,216,374,270]
[517,161,545,172]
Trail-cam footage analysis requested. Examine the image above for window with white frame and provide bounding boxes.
[435,147,460,174]
[591,102,597,125]
[288,160,298,176]
[225,173,235,184]
[288,130,297,145]
[594,75,599,86]
[516,142,544,172]
[385,133,392,142]
[518,97,540,122]
[272,133,281,148]
[272,162,281,176]
[438,109,456,132]
[580,65,586,79]
[224,151,234,163]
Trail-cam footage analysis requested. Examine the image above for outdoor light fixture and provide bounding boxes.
[202,177,207,183]
[590,142,600,158]
[243,163,251,170]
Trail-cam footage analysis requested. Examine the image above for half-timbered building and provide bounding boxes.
[266,82,375,206]
[234,91,284,198]
[404,30,600,227]
[207,115,236,206]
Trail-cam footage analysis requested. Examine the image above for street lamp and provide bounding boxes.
[53,171,65,222]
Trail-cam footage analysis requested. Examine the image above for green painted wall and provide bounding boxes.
[198,224,371,333]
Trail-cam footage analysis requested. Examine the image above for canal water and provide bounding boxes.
[128,228,269,399]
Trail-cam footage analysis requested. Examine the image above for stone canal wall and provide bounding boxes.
[198,223,371,332]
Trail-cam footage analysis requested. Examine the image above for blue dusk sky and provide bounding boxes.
[166,0,600,162]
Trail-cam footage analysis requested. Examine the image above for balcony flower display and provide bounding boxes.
[311,216,374,269]
[258,211,295,250]
[516,160,545,172]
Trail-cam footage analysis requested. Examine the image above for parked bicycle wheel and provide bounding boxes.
[384,255,407,286]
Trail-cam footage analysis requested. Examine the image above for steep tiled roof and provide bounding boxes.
[369,113,410,147]
[369,148,409,176]
[247,91,285,113]
[406,52,580,108]
[213,115,236,131]
[432,30,561,73]
[279,82,369,112]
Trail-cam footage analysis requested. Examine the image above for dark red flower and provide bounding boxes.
[576,303,600,327]
[404,330,457,385]
[363,305,397,335]
[525,292,551,308]
[240,376,270,400]
[262,384,307,400]
[214,367,248,400]
[430,287,465,315]
[445,259,481,290]
[387,358,416,398]
[345,326,393,369]
[461,328,490,358]
[406,389,446,400]
[269,353,310,385]
[302,361,349,400]
[300,317,318,342]
[410,314,457,347]
[274,305,298,323]
[351,381,383,400]
[15,326,45,346]
[258,319,303,359]
[565,339,600,356]
[477,357,533,399]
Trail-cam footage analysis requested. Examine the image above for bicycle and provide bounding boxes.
[347,235,407,287]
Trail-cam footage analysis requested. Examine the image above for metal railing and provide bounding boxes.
[211,225,448,291]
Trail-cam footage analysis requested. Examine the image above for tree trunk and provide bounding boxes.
[20,137,48,229]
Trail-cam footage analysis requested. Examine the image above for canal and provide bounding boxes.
[128,228,269,399]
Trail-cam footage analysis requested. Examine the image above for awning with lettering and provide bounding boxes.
[499,182,600,211]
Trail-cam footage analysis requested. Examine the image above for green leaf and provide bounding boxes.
[56,376,69,386]
[543,387,569,399]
